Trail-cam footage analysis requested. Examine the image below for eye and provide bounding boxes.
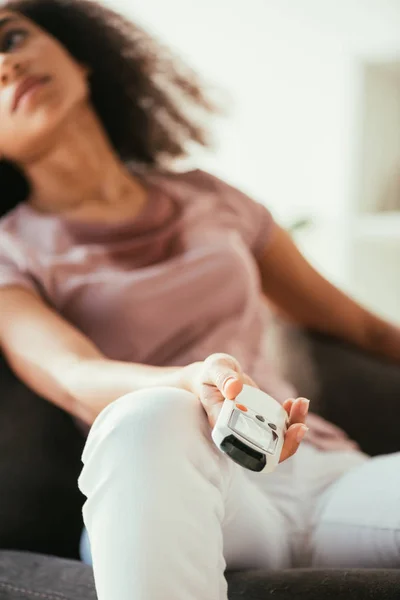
[0,29,28,53]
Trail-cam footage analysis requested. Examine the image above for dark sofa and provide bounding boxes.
[1,326,400,599]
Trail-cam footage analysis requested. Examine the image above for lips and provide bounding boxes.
[12,75,50,112]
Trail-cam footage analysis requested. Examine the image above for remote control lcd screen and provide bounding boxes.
[231,412,272,450]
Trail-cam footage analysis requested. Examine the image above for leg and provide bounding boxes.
[311,452,400,567]
[78,387,292,600]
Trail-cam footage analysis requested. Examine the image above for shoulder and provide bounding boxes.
[152,168,268,215]
[146,168,250,208]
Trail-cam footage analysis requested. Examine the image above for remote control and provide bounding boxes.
[212,384,288,473]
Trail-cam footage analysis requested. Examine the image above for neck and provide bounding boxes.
[23,102,145,215]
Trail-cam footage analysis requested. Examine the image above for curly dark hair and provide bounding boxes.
[0,0,217,215]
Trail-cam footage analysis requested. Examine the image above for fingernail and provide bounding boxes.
[297,425,309,443]
[299,398,310,416]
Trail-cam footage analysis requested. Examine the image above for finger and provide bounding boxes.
[200,371,257,428]
[288,397,309,426]
[282,398,294,416]
[279,423,308,463]
[204,354,243,399]
[222,371,258,401]
[223,377,244,399]
[200,379,242,428]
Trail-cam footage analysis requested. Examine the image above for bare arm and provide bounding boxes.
[0,286,310,461]
[0,286,184,425]
[258,226,400,362]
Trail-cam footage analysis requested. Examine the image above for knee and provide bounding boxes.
[81,387,208,467]
[78,387,231,518]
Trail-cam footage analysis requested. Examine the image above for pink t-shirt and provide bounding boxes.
[0,169,295,401]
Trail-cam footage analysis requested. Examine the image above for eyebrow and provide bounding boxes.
[0,16,19,33]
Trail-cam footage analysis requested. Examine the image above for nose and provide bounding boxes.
[0,59,24,86]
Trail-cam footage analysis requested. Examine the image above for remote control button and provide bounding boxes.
[235,403,248,412]
[256,415,265,422]
[268,423,277,431]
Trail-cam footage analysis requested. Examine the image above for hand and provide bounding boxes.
[305,413,360,451]
[181,353,310,463]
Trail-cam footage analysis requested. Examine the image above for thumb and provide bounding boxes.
[204,353,243,398]
[200,375,243,428]
[199,353,245,427]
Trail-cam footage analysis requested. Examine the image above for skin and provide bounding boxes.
[1,10,399,462]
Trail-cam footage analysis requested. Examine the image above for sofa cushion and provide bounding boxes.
[227,568,400,600]
[0,552,95,600]
[0,552,399,600]
[303,332,400,456]
[273,321,400,456]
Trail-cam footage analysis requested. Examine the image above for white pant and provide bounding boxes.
[78,387,400,600]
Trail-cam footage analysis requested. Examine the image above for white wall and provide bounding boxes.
[104,0,362,283]
[276,0,400,60]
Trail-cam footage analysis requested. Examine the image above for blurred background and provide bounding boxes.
[105,0,400,322]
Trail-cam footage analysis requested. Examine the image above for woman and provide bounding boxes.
[0,1,399,598]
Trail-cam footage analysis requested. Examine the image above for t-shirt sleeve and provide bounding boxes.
[194,170,276,258]
[0,232,38,294]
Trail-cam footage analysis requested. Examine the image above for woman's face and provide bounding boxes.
[0,10,89,163]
